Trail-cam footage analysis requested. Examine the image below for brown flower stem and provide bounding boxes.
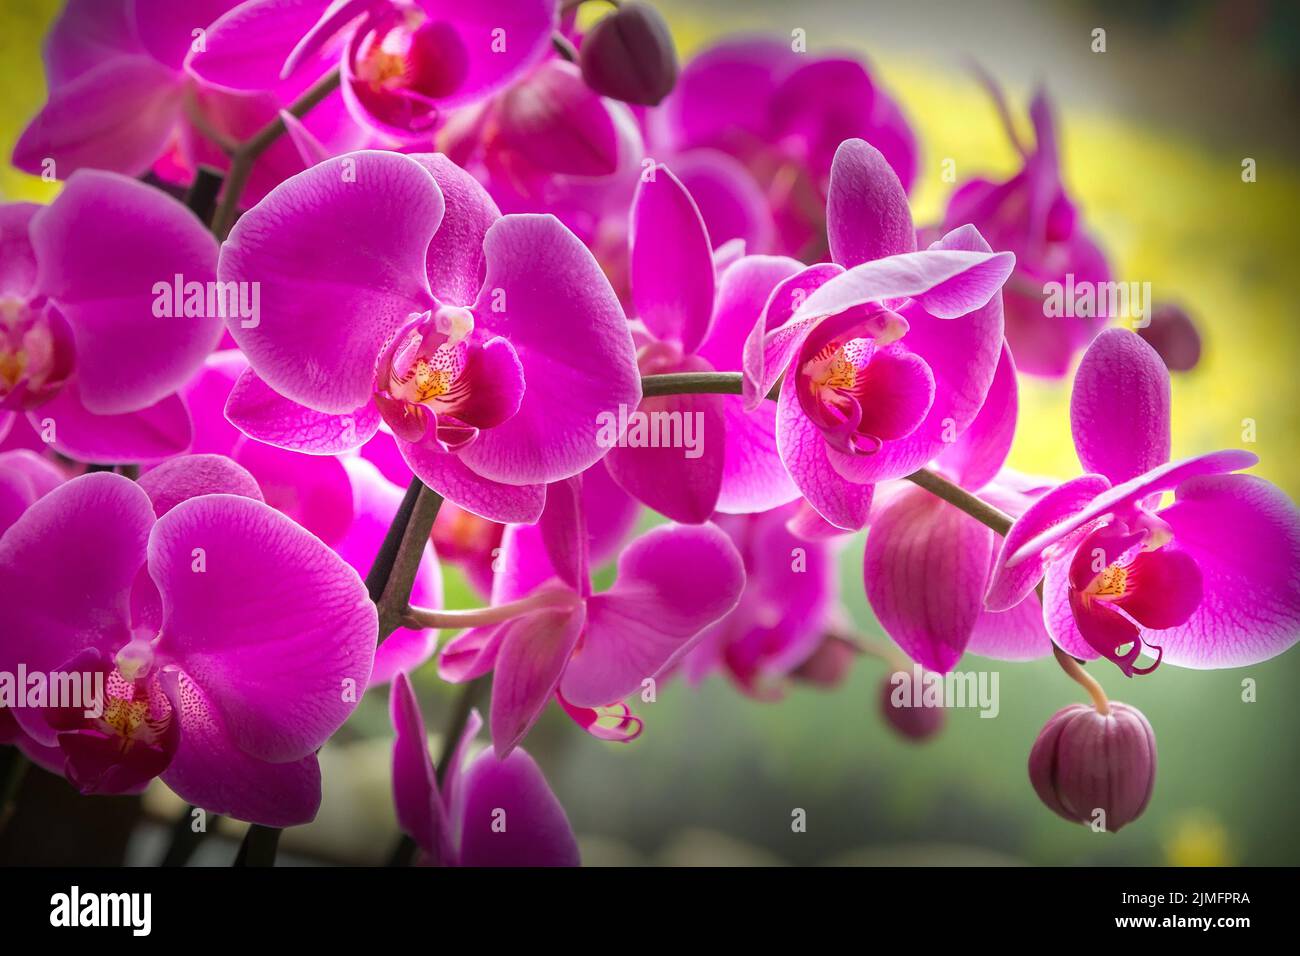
[551,33,579,63]
[209,66,341,240]
[233,823,281,867]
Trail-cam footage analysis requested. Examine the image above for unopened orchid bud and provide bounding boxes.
[1028,702,1156,832]
[878,671,944,742]
[1137,303,1202,373]
[792,634,858,688]
[580,2,679,106]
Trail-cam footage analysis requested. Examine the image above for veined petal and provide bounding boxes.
[864,486,994,673]
[1151,474,1300,668]
[225,366,380,454]
[148,494,377,763]
[490,604,586,757]
[560,523,745,707]
[1070,329,1171,484]
[219,151,441,414]
[460,214,640,485]
[827,138,916,267]
[631,164,715,354]
[389,673,453,864]
[30,170,221,415]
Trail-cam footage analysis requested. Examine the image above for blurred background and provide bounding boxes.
[2,0,1298,866]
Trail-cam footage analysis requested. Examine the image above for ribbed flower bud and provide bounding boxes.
[878,670,945,742]
[579,2,679,106]
[1028,702,1156,832]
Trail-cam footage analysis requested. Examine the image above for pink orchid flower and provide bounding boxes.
[1,173,223,463]
[0,471,377,824]
[986,329,1300,675]
[742,139,1015,532]
[202,0,558,139]
[937,84,1109,378]
[390,673,578,866]
[436,58,645,293]
[604,164,801,522]
[0,449,66,536]
[180,353,441,683]
[682,501,838,697]
[653,36,917,259]
[15,0,362,202]
[439,475,745,756]
[863,345,1053,673]
[217,149,641,524]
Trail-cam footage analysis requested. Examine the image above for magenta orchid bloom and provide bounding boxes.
[863,346,1053,673]
[654,36,917,259]
[742,139,1015,532]
[390,673,578,866]
[218,150,640,524]
[682,501,838,697]
[604,164,800,522]
[180,354,442,683]
[938,84,1109,378]
[987,329,1300,675]
[437,58,645,293]
[439,475,744,756]
[15,0,361,201]
[2,173,222,463]
[205,0,559,139]
[0,449,66,536]
[0,471,377,824]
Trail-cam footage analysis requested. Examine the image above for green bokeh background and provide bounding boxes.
[3,0,1298,865]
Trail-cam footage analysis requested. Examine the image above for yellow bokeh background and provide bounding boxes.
[5,2,1296,498]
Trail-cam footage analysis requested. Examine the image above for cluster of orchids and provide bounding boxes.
[2,0,1296,865]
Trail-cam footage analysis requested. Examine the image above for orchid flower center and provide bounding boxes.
[374,306,524,449]
[351,3,469,131]
[794,307,933,457]
[0,295,73,409]
[386,306,472,407]
[1066,511,1203,677]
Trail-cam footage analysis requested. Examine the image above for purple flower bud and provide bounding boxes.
[878,671,945,742]
[579,2,679,106]
[792,634,858,688]
[1028,702,1156,832]
[1137,303,1202,373]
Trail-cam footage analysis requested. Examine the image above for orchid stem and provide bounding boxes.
[0,749,30,838]
[845,633,912,673]
[551,33,579,63]
[902,467,1014,536]
[209,66,341,240]
[158,804,219,867]
[233,823,281,867]
[365,476,444,640]
[1053,644,1112,715]
[404,591,568,631]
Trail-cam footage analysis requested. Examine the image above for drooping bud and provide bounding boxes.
[1137,303,1201,373]
[579,2,679,106]
[791,633,857,688]
[1028,701,1156,832]
[878,670,944,742]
